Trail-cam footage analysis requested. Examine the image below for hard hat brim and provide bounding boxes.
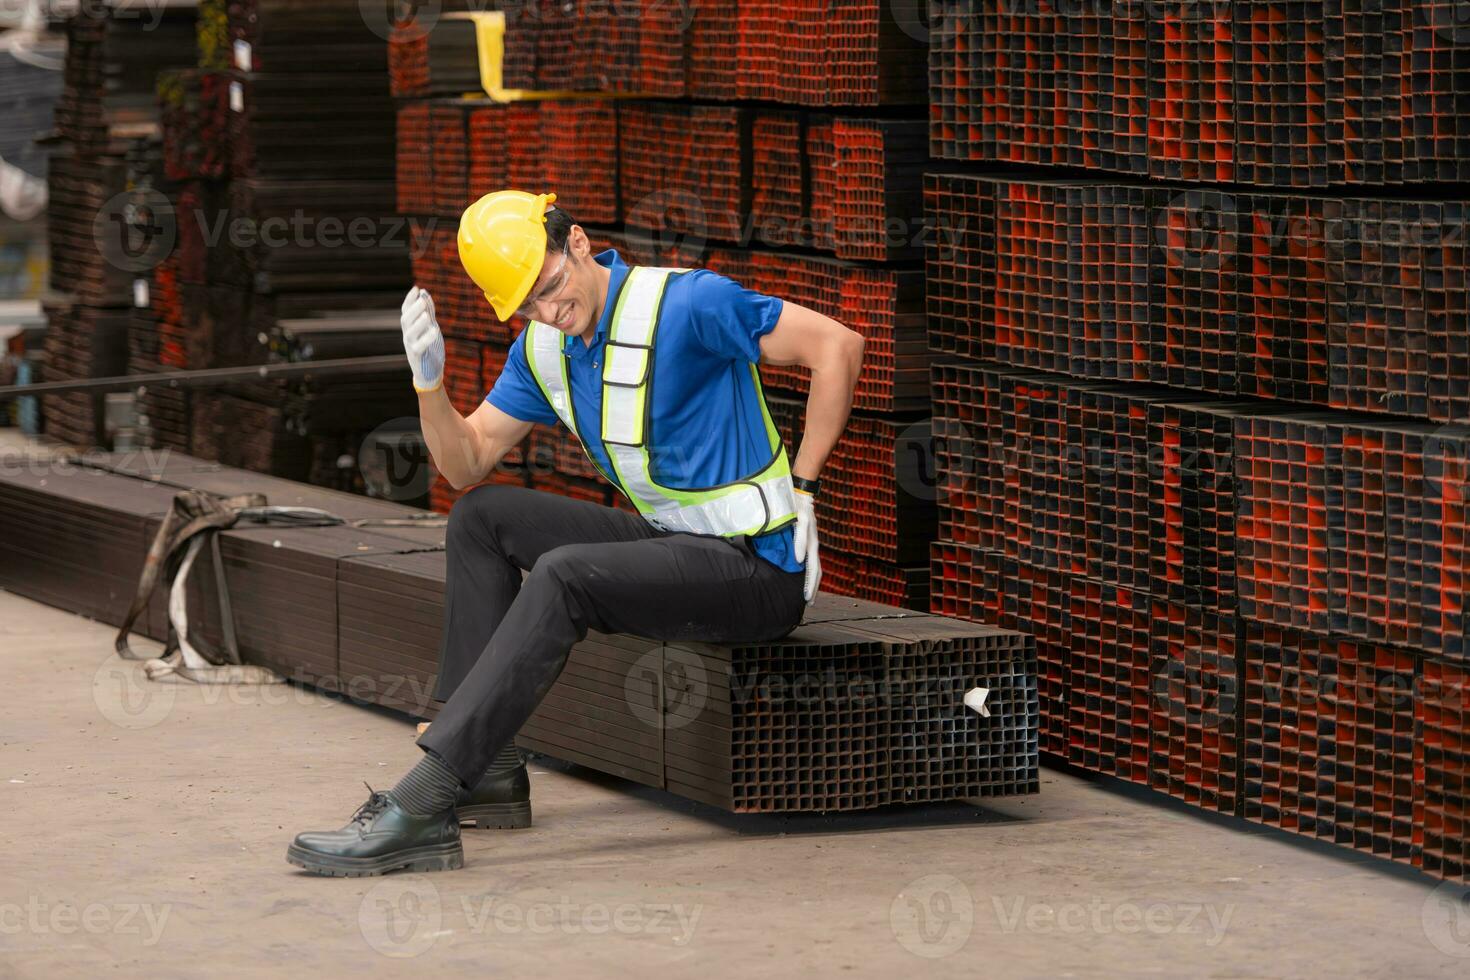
[489,291,520,323]
[457,190,557,324]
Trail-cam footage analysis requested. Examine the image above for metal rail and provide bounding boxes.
[0,356,408,399]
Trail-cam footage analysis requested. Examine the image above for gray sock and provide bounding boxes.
[391,750,464,815]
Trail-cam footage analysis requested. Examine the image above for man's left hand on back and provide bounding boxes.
[792,489,821,603]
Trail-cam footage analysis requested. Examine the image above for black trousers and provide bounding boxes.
[418,485,807,785]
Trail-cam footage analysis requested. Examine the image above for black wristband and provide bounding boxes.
[792,475,821,496]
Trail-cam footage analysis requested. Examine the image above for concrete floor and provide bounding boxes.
[2,589,1468,979]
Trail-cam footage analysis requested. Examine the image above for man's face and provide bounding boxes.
[523,227,600,339]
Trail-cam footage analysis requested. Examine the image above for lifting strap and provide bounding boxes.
[114,490,450,685]
[114,489,278,684]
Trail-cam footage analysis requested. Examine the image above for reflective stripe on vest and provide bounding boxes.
[524,267,798,538]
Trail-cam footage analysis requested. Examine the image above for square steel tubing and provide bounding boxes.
[336,550,446,718]
[1419,656,1469,882]
[1148,603,1244,814]
[0,466,177,638]
[1069,580,1154,785]
[1242,624,1420,865]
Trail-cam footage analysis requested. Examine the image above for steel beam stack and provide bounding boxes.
[925,175,1470,420]
[0,40,62,187]
[930,0,1469,185]
[436,0,927,106]
[518,600,1036,811]
[41,2,198,448]
[0,457,1036,813]
[1242,625,1421,866]
[731,0,926,106]
[0,466,179,633]
[43,0,419,494]
[928,4,1470,881]
[1421,658,1469,881]
[160,0,413,487]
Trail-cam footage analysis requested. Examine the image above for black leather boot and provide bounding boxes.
[286,787,463,877]
[456,743,532,830]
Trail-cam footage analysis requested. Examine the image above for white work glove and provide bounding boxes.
[793,489,821,603]
[400,286,445,392]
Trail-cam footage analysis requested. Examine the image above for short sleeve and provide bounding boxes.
[486,331,560,426]
[685,270,785,363]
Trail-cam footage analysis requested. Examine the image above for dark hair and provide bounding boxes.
[545,206,577,251]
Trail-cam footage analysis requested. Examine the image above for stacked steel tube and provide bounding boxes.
[0,455,1036,813]
[929,6,1470,881]
[39,0,418,492]
[925,175,1470,423]
[41,3,197,447]
[930,0,1469,185]
[520,607,1036,811]
[458,0,926,106]
[95,0,418,490]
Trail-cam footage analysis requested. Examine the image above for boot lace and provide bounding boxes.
[350,784,392,828]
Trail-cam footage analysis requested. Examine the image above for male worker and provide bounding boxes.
[286,190,863,876]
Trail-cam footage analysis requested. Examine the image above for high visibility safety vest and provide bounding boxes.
[524,266,799,539]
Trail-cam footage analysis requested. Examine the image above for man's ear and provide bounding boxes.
[568,224,590,259]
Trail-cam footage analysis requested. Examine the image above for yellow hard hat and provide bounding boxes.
[457,190,558,321]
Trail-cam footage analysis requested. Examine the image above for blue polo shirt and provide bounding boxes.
[487,249,801,573]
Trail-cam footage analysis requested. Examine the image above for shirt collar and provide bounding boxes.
[563,249,628,359]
